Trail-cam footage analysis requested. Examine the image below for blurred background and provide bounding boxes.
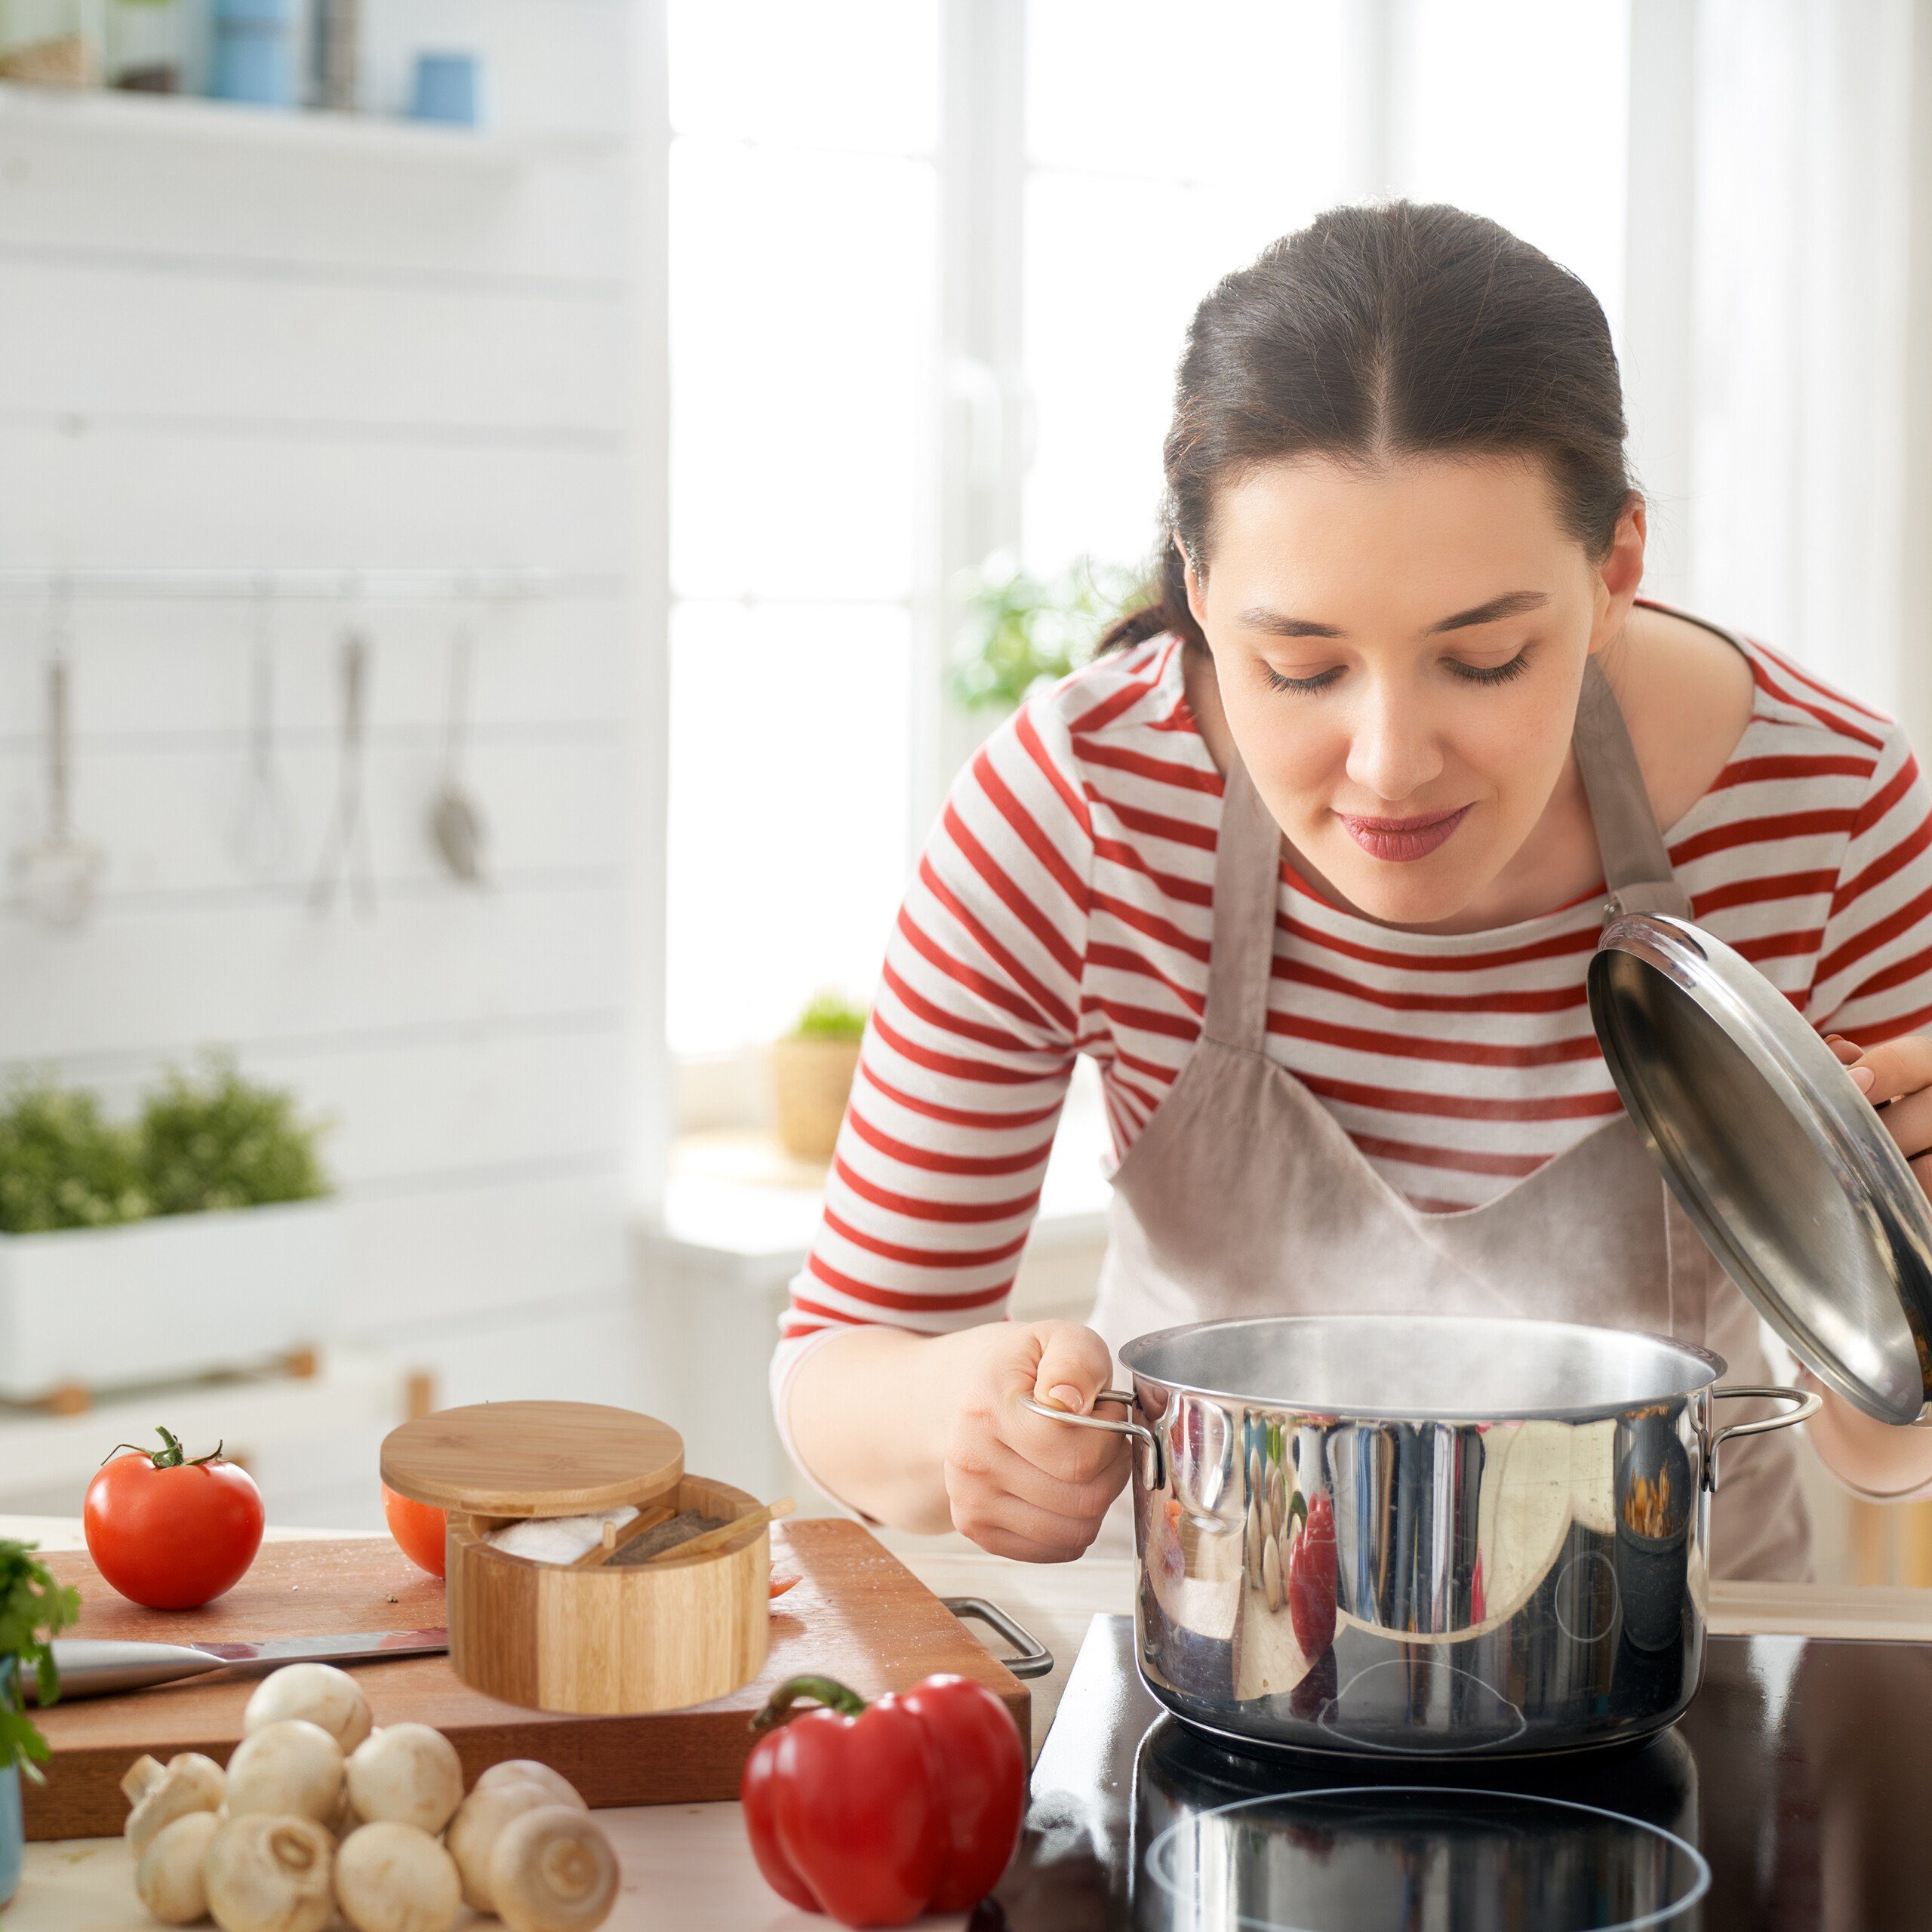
[0,0,1928,1587]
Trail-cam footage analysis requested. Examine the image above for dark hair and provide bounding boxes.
[1100,198,1638,654]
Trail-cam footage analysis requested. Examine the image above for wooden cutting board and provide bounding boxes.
[23,1521,1031,1841]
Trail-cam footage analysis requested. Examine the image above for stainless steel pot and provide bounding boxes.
[1029,1312,1818,1758]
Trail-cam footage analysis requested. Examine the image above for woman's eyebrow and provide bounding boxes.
[1235,589,1552,639]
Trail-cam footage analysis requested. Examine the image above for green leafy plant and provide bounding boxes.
[0,1081,151,1235]
[138,1051,332,1217]
[789,991,868,1043]
[0,1540,81,1779]
[946,551,1148,716]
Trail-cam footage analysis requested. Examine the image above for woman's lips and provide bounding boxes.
[1338,805,1470,862]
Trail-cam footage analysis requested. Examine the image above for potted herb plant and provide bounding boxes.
[769,991,868,1164]
[0,1052,339,1404]
[0,1540,81,1906]
[946,550,1146,721]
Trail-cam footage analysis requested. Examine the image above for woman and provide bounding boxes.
[771,200,1932,1581]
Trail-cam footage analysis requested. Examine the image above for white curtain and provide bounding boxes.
[1675,0,1924,736]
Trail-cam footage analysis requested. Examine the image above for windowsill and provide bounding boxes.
[644,1061,1113,1276]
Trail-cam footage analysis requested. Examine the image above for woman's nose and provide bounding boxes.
[1344,691,1444,804]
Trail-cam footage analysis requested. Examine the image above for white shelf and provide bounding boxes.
[0,78,620,166]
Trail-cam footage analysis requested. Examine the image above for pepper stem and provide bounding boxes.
[749,1674,869,1734]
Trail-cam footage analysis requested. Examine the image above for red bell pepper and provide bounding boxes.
[1288,1491,1338,1660]
[741,1670,1026,1927]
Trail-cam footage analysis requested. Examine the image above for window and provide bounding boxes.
[663,1,1632,1078]
[665,2,940,1058]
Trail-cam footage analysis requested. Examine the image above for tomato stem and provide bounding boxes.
[99,1427,225,1471]
[749,1674,870,1733]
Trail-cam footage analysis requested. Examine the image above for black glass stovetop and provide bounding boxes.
[971,1614,1932,1932]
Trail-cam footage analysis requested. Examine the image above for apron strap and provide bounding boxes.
[1201,742,1286,1049]
[1573,655,1693,921]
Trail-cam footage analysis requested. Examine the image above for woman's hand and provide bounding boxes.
[941,1320,1131,1562]
[1826,1032,1932,1190]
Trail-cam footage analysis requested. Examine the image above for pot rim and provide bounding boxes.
[1118,1313,1728,1426]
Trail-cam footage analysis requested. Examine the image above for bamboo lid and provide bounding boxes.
[380,1401,685,1518]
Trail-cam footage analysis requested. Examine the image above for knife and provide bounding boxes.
[25,1630,449,1703]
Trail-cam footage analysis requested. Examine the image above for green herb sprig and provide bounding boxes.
[789,992,868,1044]
[0,1541,81,1779]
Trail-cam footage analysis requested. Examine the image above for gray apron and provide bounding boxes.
[1083,657,1812,1583]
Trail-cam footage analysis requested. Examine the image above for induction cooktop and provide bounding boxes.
[971,1615,1932,1931]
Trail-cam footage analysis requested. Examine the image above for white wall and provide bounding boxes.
[0,0,665,1527]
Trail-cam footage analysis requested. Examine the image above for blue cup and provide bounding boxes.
[411,51,481,128]
[211,0,294,108]
[0,1661,22,1909]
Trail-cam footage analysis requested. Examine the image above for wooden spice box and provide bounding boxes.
[380,1401,770,1715]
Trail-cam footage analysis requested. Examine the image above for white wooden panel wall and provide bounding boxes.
[0,0,660,1528]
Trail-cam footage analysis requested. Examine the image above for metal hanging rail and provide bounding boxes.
[0,568,578,601]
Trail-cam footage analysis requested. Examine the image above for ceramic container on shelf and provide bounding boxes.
[0,1661,21,1909]
[0,0,103,83]
[208,0,289,105]
[380,1401,772,1715]
[768,1035,861,1163]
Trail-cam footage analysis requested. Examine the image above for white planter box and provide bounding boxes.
[0,1199,342,1402]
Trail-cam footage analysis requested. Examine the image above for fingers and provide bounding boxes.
[970,1429,1128,1523]
[943,1476,1109,1563]
[1826,1032,1932,1108]
[1875,1088,1932,1161]
[1027,1320,1119,1414]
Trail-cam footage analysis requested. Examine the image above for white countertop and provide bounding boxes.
[8,1514,1929,1930]
[0,1517,1131,1931]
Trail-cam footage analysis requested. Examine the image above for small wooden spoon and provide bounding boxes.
[568,1499,679,1571]
[638,1497,795,1565]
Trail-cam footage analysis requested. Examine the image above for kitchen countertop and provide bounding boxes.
[8,1513,1932,1930]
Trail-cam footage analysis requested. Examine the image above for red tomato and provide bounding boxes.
[84,1428,264,1611]
[381,1484,447,1579]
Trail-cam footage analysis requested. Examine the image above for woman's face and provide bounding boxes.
[1185,451,1644,927]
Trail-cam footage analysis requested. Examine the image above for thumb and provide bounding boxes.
[1030,1321,1117,1416]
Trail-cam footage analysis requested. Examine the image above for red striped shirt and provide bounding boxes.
[771,602,1932,1417]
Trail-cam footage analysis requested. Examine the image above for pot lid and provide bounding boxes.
[1589,913,1932,1425]
[380,1400,684,1518]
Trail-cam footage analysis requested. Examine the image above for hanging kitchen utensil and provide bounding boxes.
[11,595,104,929]
[1589,912,1932,1426]
[426,611,488,884]
[229,585,297,881]
[309,623,376,918]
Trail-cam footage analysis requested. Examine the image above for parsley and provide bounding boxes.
[0,1541,81,1780]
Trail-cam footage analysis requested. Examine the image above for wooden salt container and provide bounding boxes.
[380,1400,770,1716]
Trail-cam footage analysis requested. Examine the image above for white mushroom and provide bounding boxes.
[203,1814,336,1932]
[243,1664,373,1755]
[334,1822,462,1932]
[447,1778,560,1913]
[124,1752,227,1857]
[488,1804,618,1932]
[1262,1533,1283,1613]
[345,1725,464,1836]
[475,1761,587,1810]
[134,1809,222,1924]
[223,1721,343,1825]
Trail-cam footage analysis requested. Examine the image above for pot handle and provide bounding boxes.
[1705,1383,1822,1492]
[1023,1389,1163,1488]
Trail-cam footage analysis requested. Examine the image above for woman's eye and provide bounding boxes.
[1262,664,1344,695]
[1447,650,1531,685]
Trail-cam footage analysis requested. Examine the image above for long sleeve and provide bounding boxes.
[1806,723,1932,1040]
[768,691,1097,1465]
